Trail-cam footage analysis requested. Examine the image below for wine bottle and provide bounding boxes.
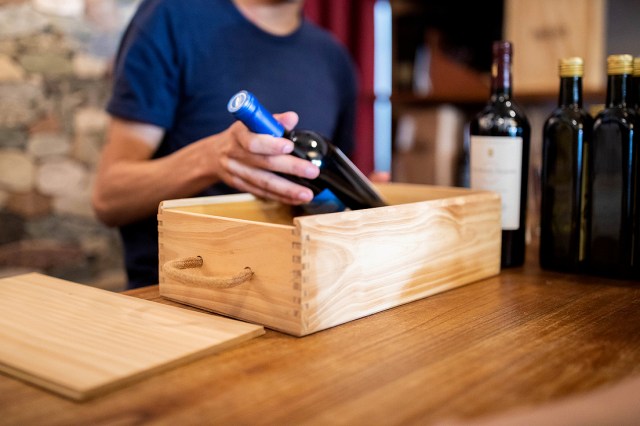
[539,57,593,272]
[589,54,638,279]
[634,57,640,278]
[633,57,640,111]
[468,41,531,268]
[227,90,386,212]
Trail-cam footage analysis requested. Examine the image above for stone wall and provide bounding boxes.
[0,0,140,290]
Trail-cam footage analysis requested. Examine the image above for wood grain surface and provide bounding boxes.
[0,273,264,401]
[294,189,500,334]
[1,245,639,425]
[159,183,501,335]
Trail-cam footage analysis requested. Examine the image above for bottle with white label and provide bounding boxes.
[468,41,531,268]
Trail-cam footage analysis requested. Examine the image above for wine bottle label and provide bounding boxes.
[470,135,523,230]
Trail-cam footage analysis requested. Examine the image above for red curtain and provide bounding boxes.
[304,0,376,175]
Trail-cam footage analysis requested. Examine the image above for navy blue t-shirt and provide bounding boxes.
[107,0,358,288]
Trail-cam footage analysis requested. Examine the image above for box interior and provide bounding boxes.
[161,183,476,225]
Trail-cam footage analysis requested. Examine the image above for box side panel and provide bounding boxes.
[173,203,294,226]
[298,192,501,334]
[158,209,302,335]
[161,196,294,226]
[375,182,480,205]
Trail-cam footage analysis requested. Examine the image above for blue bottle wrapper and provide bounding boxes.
[227,90,285,137]
[301,188,346,214]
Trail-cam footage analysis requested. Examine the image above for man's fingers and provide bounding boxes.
[257,153,319,180]
[239,133,293,155]
[230,121,292,155]
[223,114,318,205]
[227,129,319,179]
[273,111,299,132]
[232,114,301,155]
[224,158,314,204]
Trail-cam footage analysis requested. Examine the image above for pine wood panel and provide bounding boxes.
[295,190,500,334]
[161,193,295,226]
[158,208,304,334]
[376,182,482,203]
[0,273,264,401]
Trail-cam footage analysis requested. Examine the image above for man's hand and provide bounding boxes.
[208,111,319,205]
[93,113,321,227]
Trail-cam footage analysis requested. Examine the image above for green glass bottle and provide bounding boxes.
[540,58,593,272]
[633,57,640,111]
[634,57,640,278]
[589,54,639,279]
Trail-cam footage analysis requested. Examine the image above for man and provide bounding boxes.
[92,0,359,288]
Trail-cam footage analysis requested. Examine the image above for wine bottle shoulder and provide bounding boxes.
[544,107,593,131]
[594,107,638,129]
[470,99,530,136]
[474,97,528,118]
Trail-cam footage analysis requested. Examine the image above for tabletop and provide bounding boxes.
[1,245,640,425]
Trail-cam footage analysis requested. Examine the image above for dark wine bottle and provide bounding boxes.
[634,57,640,278]
[589,54,638,279]
[468,41,531,268]
[539,57,593,272]
[633,57,640,111]
[227,90,386,212]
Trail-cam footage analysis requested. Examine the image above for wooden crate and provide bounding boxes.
[504,0,606,95]
[158,183,501,336]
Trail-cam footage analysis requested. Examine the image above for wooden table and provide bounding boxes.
[1,245,640,425]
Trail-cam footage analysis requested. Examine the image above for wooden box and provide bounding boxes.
[504,0,606,95]
[158,183,501,336]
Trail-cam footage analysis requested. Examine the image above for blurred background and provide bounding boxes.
[0,0,638,290]
[0,0,140,290]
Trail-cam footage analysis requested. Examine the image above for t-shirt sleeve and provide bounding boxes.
[106,2,179,129]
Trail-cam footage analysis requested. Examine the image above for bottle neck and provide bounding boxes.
[634,75,640,109]
[606,73,631,108]
[491,57,512,100]
[558,76,583,108]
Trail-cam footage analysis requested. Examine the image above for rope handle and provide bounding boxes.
[162,256,253,289]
